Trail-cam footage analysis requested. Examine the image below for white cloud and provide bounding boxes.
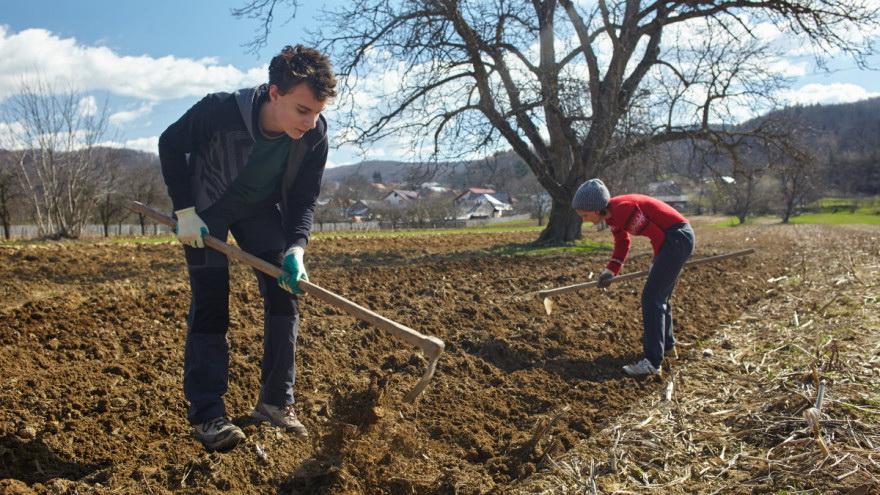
[0,26,266,101]
[0,121,26,148]
[98,136,160,154]
[122,136,159,153]
[109,102,155,125]
[781,83,880,106]
[77,95,98,116]
[766,58,807,78]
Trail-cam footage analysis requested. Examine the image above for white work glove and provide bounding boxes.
[174,207,208,248]
[278,246,308,295]
[597,268,614,289]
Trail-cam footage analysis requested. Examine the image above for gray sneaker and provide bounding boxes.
[623,358,662,376]
[192,417,245,452]
[251,402,309,437]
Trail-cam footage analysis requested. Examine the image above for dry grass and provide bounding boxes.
[517,225,880,494]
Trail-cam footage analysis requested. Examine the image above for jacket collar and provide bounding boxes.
[233,84,269,142]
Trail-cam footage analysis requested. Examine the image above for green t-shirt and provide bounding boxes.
[223,127,291,204]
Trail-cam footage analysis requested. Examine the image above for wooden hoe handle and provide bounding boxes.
[128,201,444,402]
[537,248,756,299]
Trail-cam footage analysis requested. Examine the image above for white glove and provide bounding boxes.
[175,207,208,248]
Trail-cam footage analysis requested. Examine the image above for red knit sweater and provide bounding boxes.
[603,194,688,274]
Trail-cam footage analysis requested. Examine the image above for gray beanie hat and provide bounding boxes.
[571,178,610,211]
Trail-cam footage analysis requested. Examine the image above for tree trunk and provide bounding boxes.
[781,198,794,224]
[536,199,582,244]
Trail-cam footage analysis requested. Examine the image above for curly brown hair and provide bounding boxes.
[269,45,337,101]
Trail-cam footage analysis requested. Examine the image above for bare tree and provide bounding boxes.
[337,173,375,204]
[282,0,878,243]
[410,192,458,226]
[232,0,301,55]
[94,149,126,237]
[767,125,822,223]
[123,155,166,235]
[2,79,112,238]
[695,135,772,224]
[129,161,171,235]
[0,153,21,239]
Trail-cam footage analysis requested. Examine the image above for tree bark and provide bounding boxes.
[536,199,582,244]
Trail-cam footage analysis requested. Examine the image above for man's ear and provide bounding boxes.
[268,84,279,101]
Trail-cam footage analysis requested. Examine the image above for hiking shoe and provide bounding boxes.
[623,358,662,376]
[251,402,309,437]
[192,417,245,452]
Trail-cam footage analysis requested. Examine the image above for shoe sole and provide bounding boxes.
[251,408,309,437]
[622,367,662,377]
[197,429,245,453]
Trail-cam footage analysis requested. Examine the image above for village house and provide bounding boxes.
[454,187,514,219]
[382,189,420,207]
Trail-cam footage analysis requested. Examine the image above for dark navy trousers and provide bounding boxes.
[182,197,299,424]
[642,223,695,368]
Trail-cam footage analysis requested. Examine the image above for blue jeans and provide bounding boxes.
[642,223,695,367]
[182,197,299,424]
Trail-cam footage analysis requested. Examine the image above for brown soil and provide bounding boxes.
[1,225,785,494]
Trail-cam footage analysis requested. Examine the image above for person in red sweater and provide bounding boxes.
[571,179,695,376]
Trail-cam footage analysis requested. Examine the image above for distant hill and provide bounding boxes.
[762,97,880,148]
[323,160,451,184]
[324,152,531,191]
[746,97,880,195]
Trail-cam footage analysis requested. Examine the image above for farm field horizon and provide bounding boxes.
[1,222,878,494]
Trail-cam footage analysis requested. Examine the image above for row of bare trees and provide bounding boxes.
[0,80,167,240]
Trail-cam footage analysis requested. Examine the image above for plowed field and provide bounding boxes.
[1,224,787,494]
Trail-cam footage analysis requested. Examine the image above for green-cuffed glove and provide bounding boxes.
[278,246,308,295]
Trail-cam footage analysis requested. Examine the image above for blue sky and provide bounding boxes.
[2,0,879,167]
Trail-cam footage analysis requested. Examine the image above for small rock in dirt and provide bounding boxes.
[0,478,35,494]
[721,340,734,350]
[254,443,270,464]
[111,397,128,408]
[134,466,158,477]
[46,338,60,351]
[702,348,715,357]
[17,426,37,440]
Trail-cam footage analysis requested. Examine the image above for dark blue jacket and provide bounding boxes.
[159,84,327,249]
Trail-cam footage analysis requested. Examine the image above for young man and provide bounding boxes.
[571,179,695,376]
[159,45,335,452]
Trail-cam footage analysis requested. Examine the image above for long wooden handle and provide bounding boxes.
[537,248,755,299]
[128,201,445,364]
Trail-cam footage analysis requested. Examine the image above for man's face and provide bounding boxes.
[576,209,602,225]
[268,83,328,140]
